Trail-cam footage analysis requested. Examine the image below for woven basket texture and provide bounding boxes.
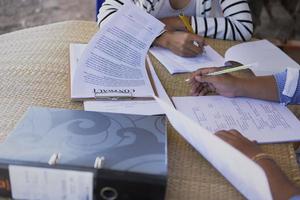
[0,21,299,199]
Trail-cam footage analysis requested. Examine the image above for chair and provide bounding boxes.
[96,0,105,19]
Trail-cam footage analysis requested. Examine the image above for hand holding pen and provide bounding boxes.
[187,67,243,97]
[155,13,204,57]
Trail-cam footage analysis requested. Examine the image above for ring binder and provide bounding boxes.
[0,107,167,200]
[48,153,61,165]
[94,156,105,169]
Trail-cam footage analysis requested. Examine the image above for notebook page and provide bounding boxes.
[224,40,300,76]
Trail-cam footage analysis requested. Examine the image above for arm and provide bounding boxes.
[97,0,204,57]
[97,0,125,27]
[97,0,158,27]
[192,0,253,41]
[216,130,300,200]
[189,67,279,101]
[189,67,300,105]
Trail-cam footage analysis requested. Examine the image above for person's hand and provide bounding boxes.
[189,67,242,96]
[215,129,263,159]
[154,31,204,57]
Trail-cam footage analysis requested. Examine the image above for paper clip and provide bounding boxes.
[48,153,61,165]
[94,90,134,101]
[94,156,105,169]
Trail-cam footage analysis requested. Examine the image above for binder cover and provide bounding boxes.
[0,107,167,200]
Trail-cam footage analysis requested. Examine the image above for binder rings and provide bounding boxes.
[0,107,167,200]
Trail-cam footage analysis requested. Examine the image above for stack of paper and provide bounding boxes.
[70,43,173,115]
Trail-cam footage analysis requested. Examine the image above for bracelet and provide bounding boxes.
[251,153,274,162]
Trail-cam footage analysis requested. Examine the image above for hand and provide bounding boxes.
[216,129,300,199]
[215,129,263,159]
[189,67,242,96]
[154,31,204,57]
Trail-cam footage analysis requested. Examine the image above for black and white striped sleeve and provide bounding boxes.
[97,0,126,27]
[191,0,253,41]
[97,0,159,27]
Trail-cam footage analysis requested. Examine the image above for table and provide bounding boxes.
[0,21,299,199]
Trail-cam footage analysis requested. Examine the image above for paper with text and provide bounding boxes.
[154,96,272,200]
[84,56,173,115]
[173,96,300,143]
[70,43,172,115]
[72,2,165,99]
[150,45,224,74]
[9,165,93,200]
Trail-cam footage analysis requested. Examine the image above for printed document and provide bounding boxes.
[84,56,174,115]
[173,96,300,143]
[155,97,272,200]
[150,45,224,74]
[71,44,172,115]
[71,2,165,100]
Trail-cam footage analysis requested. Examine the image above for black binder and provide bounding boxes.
[0,107,167,200]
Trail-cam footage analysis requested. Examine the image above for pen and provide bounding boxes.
[179,13,195,34]
[179,13,201,48]
[185,63,255,82]
[206,64,253,76]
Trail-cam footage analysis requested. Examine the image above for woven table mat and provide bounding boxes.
[0,21,299,199]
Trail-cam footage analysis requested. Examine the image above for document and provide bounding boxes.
[149,45,224,74]
[173,96,300,143]
[154,96,272,200]
[224,40,300,76]
[84,56,174,115]
[71,2,165,100]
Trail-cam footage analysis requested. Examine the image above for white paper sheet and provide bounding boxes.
[150,45,224,74]
[84,55,173,115]
[70,44,170,115]
[72,2,165,99]
[154,96,272,200]
[9,165,93,200]
[224,40,300,76]
[173,96,300,143]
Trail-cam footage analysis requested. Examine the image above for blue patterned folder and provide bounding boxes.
[0,107,167,200]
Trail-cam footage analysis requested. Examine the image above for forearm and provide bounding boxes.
[236,76,279,102]
[257,159,300,199]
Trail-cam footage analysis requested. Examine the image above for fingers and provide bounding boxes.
[215,129,243,142]
[192,67,220,78]
[189,34,205,48]
[178,33,204,57]
[195,75,216,84]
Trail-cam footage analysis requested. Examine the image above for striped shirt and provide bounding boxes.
[97,0,253,41]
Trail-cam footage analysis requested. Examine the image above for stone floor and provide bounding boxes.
[0,0,95,35]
